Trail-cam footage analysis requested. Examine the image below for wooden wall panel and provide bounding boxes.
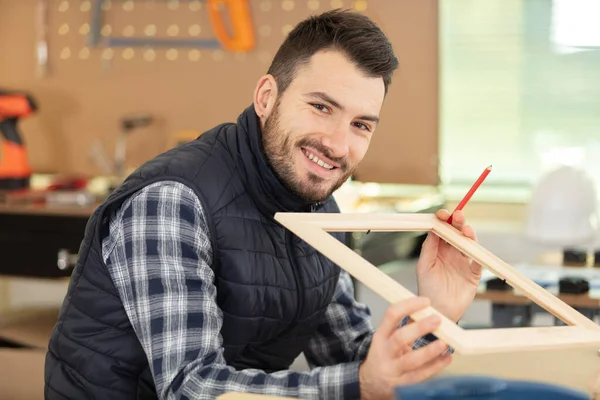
[354,0,440,185]
[0,0,438,185]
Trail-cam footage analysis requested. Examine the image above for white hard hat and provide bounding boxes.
[525,165,599,247]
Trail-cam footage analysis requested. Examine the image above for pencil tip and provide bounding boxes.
[487,165,493,170]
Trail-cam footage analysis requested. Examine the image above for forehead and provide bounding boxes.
[287,50,385,112]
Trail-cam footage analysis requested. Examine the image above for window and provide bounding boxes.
[439,0,600,201]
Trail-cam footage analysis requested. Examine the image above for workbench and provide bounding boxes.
[477,265,600,327]
[0,202,98,350]
[0,203,97,278]
[0,181,444,279]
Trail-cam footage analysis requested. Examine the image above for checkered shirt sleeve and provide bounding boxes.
[101,180,438,399]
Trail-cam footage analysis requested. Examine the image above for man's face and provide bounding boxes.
[260,50,385,203]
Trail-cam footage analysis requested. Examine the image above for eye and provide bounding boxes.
[353,122,371,132]
[310,103,329,113]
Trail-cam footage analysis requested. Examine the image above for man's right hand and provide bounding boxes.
[359,297,452,400]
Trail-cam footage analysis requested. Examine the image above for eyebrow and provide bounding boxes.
[305,91,380,124]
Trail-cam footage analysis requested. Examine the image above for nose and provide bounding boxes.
[321,122,350,158]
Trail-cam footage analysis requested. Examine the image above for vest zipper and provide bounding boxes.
[285,230,303,326]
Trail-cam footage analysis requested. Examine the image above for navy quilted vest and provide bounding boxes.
[44,105,344,399]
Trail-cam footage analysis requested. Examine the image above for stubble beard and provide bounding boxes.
[261,103,354,203]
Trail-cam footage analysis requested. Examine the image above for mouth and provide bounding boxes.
[301,147,339,171]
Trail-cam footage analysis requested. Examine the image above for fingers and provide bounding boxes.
[462,224,477,241]
[376,297,431,339]
[437,208,465,232]
[397,343,413,358]
[388,314,441,355]
[437,209,478,242]
[435,209,450,221]
[396,339,449,371]
[398,353,453,385]
[449,210,465,231]
[460,225,482,273]
[418,232,440,265]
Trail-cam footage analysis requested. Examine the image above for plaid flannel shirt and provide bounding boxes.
[101,181,436,399]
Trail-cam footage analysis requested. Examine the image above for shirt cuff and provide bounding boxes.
[319,361,361,400]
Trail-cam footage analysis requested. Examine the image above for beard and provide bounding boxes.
[261,102,355,203]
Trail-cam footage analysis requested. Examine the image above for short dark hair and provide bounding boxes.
[267,9,399,96]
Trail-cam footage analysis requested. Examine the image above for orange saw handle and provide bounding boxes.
[208,0,255,52]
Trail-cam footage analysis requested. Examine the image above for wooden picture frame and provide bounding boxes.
[217,212,600,399]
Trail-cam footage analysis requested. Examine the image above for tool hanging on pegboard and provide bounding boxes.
[0,90,38,190]
[88,0,255,51]
[35,0,49,77]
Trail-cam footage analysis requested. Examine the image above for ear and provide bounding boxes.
[253,74,278,121]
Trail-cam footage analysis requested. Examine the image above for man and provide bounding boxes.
[45,9,481,400]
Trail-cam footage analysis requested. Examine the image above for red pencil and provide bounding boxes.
[447,165,492,224]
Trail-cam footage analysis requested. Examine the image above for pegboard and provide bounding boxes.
[44,0,371,73]
[0,1,439,186]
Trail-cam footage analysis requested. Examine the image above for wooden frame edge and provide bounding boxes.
[431,218,600,332]
[274,212,600,355]
[275,212,468,352]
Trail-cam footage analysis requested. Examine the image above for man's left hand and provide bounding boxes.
[415,209,482,322]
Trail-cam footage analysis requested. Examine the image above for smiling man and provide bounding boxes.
[260,51,380,203]
[45,9,481,400]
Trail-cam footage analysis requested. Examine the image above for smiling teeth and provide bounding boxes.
[304,150,334,170]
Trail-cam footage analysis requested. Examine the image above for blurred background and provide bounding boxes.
[0,0,599,397]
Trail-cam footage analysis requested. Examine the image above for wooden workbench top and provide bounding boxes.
[0,202,99,217]
[476,288,600,308]
[478,264,600,308]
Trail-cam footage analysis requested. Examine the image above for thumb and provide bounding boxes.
[418,232,439,267]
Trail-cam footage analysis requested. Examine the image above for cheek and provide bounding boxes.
[348,136,371,165]
[294,111,328,137]
[279,117,308,145]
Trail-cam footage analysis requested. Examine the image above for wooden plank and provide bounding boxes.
[276,212,435,232]
[461,326,600,354]
[442,345,600,394]
[0,348,46,400]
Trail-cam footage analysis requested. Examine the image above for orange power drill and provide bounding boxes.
[0,90,37,190]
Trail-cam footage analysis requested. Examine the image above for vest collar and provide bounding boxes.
[235,104,324,217]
